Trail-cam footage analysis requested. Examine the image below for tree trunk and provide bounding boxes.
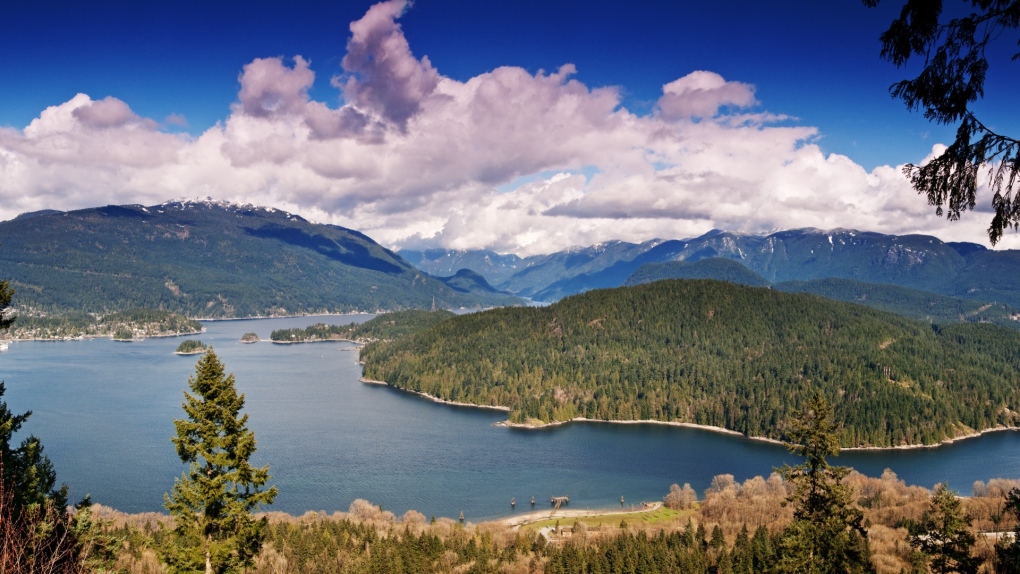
[206,539,212,574]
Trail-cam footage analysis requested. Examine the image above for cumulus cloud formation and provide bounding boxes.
[657,71,756,120]
[235,56,315,118]
[340,0,440,130]
[71,96,152,129]
[1,0,1014,254]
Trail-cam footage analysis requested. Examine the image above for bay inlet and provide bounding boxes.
[2,314,1019,521]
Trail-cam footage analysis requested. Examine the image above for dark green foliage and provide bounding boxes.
[362,279,1020,446]
[175,339,207,354]
[775,395,874,573]
[625,257,771,288]
[112,328,134,341]
[114,514,783,574]
[164,350,277,574]
[240,332,259,343]
[865,0,1020,244]
[349,310,457,340]
[0,201,521,318]
[775,278,1020,328]
[908,483,979,574]
[270,310,456,342]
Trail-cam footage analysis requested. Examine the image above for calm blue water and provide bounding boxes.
[2,314,1019,521]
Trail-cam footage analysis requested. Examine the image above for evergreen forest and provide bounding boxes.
[361,279,1020,447]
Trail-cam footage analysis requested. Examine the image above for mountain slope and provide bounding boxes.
[398,249,526,287]
[0,201,521,317]
[400,228,1020,307]
[774,278,1020,327]
[624,257,771,288]
[361,279,1020,447]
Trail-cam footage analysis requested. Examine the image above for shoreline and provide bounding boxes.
[360,378,1018,451]
[359,378,511,412]
[271,338,356,345]
[842,425,1020,451]
[9,329,203,342]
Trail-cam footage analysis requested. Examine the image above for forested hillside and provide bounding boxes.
[270,310,456,342]
[774,278,1020,328]
[624,260,1020,328]
[361,280,1020,447]
[0,201,521,318]
[4,308,202,340]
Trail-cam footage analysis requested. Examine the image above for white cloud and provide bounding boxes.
[657,71,756,120]
[1,0,1016,254]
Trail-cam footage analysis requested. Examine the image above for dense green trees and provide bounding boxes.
[774,394,874,573]
[908,483,979,574]
[362,279,1020,447]
[164,350,278,574]
[175,340,208,354]
[270,310,456,342]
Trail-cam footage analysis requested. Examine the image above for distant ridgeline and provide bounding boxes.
[0,201,521,318]
[625,258,1020,329]
[361,280,1020,448]
[270,310,456,343]
[401,229,1020,315]
[5,308,201,340]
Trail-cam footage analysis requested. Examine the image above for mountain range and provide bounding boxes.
[0,201,521,318]
[5,199,1019,324]
[400,228,1020,310]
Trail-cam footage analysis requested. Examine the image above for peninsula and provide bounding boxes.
[360,279,1020,448]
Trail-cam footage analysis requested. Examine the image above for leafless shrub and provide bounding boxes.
[664,483,697,510]
[0,473,86,574]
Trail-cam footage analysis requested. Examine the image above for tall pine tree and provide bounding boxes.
[164,349,277,574]
[774,393,874,574]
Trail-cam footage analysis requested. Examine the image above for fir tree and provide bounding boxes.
[908,483,979,574]
[774,393,874,573]
[164,350,277,574]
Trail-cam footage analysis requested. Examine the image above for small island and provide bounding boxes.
[175,339,208,355]
[240,332,259,343]
[112,328,135,341]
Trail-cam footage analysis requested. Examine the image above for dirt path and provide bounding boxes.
[494,502,663,528]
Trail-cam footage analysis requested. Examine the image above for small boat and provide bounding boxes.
[0,342,9,351]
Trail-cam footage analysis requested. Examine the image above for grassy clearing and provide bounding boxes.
[522,505,687,530]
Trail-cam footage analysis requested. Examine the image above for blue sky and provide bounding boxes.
[2,0,1017,253]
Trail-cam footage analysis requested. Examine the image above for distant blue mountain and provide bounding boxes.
[402,228,1020,309]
